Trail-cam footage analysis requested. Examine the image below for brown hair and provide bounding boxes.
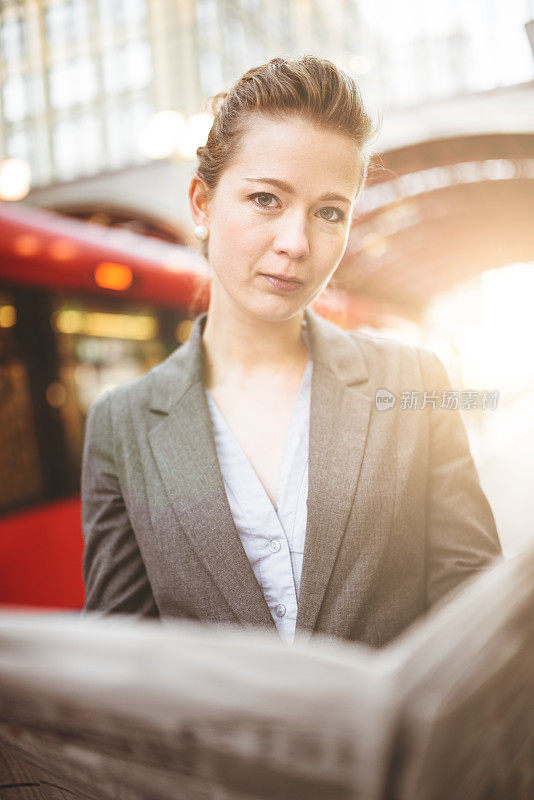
[196,54,381,199]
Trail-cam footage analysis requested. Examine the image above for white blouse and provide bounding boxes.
[205,348,313,644]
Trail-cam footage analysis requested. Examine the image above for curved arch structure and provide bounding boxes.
[337,133,534,316]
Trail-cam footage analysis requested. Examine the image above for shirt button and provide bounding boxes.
[269,539,281,553]
[275,603,286,617]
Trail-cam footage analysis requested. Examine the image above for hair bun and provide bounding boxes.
[207,90,230,118]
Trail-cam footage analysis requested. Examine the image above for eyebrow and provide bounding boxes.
[244,177,352,205]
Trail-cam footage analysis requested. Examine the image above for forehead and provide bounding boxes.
[223,114,362,199]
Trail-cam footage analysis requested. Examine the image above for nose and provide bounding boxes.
[273,210,310,260]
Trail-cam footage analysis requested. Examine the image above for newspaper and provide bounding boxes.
[0,547,533,800]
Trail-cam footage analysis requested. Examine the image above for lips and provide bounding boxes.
[261,272,303,284]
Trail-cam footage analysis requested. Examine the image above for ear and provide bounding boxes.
[189,175,211,228]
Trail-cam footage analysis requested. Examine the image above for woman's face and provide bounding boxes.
[192,114,363,323]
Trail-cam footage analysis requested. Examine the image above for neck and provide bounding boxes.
[201,296,308,387]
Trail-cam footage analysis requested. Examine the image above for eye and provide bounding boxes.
[317,206,345,222]
[249,192,279,208]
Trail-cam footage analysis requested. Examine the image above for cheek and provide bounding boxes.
[214,202,262,240]
[315,227,349,262]
[208,214,266,282]
[215,208,270,258]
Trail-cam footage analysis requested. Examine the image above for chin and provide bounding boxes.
[245,296,307,323]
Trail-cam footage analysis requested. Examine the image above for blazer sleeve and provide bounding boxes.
[81,392,160,619]
[417,347,503,607]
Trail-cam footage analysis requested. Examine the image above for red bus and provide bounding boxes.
[0,202,211,611]
[0,201,376,612]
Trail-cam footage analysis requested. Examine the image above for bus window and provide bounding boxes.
[0,291,44,512]
[50,294,170,480]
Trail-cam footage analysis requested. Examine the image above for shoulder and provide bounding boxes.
[86,345,182,422]
[307,310,448,388]
[340,322,444,385]
[348,327,416,362]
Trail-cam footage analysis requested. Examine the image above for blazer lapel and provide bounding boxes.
[295,308,373,638]
[147,314,278,633]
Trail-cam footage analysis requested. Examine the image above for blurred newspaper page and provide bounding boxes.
[0,615,397,800]
[0,545,533,800]
[382,546,534,800]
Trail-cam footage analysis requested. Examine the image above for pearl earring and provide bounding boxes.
[193,224,209,240]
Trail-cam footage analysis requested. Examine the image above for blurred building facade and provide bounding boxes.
[1,0,533,190]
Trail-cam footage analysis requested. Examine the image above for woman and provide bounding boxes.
[81,56,501,647]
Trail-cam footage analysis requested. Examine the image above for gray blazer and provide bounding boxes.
[81,307,502,646]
